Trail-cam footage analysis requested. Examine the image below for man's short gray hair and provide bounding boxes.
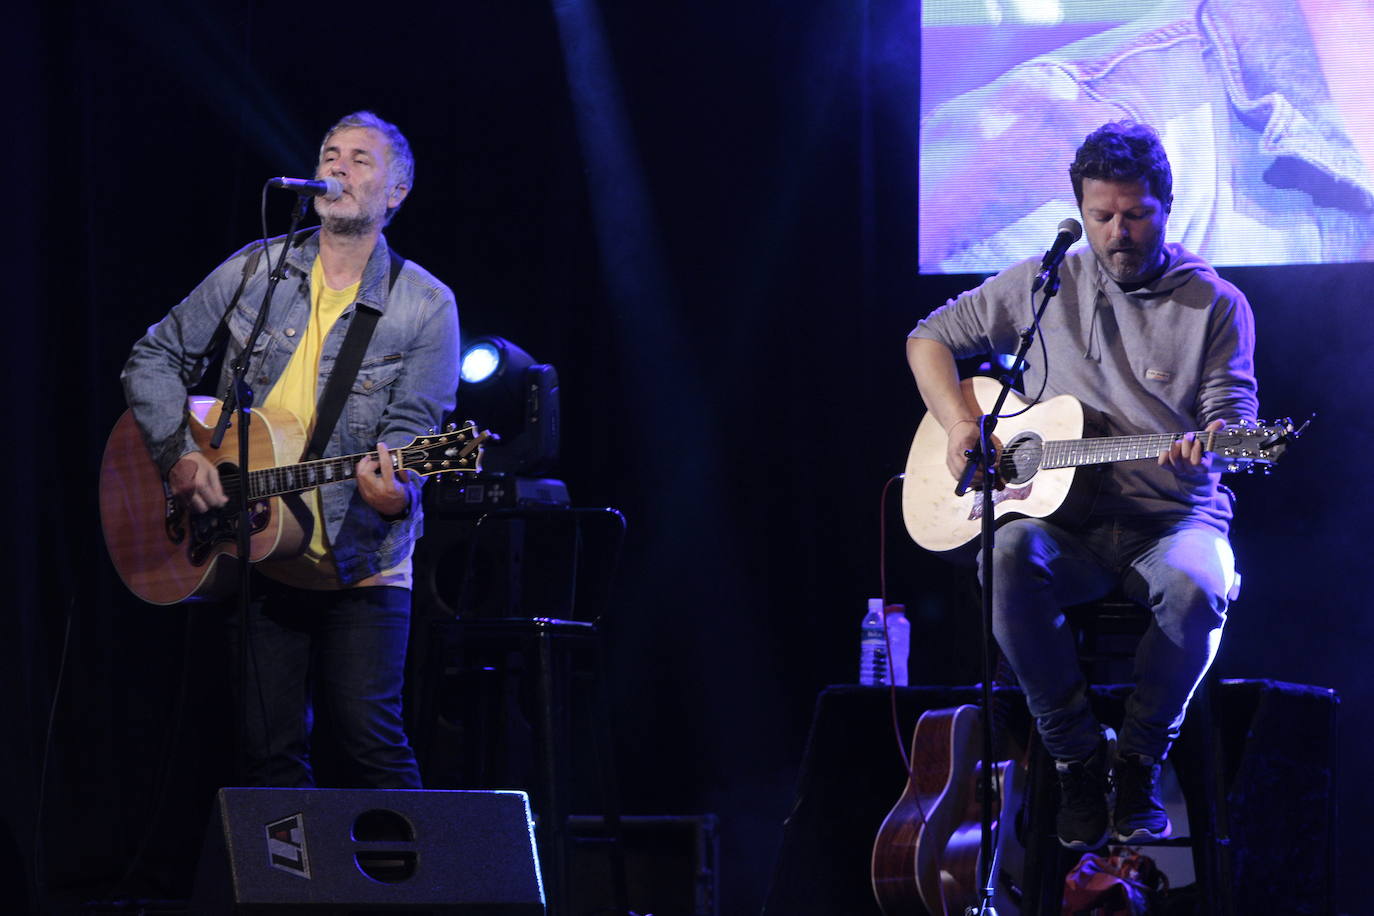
[319,111,415,225]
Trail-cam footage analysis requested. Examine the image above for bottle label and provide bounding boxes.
[859,638,889,686]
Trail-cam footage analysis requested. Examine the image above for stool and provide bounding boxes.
[1019,591,1237,916]
[411,506,630,916]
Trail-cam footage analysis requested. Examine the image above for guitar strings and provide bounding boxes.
[214,435,479,501]
[215,451,392,501]
[996,429,1275,474]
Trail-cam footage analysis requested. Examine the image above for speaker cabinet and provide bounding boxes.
[192,787,545,913]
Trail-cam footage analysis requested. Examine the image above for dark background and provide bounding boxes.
[4,0,1365,913]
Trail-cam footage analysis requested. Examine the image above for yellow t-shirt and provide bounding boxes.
[257,256,412,590]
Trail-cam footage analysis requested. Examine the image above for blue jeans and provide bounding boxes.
[981,517,1234,762]
[229,579,422,788]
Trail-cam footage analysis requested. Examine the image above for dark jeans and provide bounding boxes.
[981,516,1235,762]
[227,577,422,788]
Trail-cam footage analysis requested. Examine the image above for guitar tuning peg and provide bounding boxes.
[1226,462,1240,473]
[445,422,456,432]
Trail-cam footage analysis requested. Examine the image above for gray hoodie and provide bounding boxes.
[910,242,1258,533]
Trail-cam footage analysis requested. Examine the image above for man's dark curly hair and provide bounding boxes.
[1069,121,1173,213]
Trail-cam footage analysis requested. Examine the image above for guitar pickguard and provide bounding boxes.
[965,485,1034,521]
[163,481,186,545]
[186,500,271,567]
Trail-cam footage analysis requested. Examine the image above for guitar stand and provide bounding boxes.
[955,267,1063,916]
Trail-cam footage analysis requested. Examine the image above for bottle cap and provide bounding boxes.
[885,603,906,618]
[868,598,883,615]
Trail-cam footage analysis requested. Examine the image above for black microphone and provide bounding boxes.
[1032,217,1083,292]
[268,176,343,201]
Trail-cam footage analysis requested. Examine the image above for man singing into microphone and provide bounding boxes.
[121,111,460,788]
[908,121,1257,848]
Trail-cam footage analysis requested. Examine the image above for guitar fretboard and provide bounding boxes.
[247,452,377,500]
[1038,432,1207,470]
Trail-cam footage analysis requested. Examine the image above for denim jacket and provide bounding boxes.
[919,0,1374,272]
[121,229,461,585]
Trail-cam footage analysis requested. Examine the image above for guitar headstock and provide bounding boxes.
[401,422,492,477]
[1212,415,1311,474]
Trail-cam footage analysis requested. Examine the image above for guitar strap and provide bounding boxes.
[304,248,405,461]
[189,239,271,362]
[196,235,406,458]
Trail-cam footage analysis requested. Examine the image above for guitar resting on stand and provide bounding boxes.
[870,687,1030,916]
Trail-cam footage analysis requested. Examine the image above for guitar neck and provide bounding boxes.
[1040,431,1207,470]
[246,450,388,500]
[235,424,485,501]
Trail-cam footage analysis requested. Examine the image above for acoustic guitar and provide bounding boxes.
[871,703,1025,916]
[902,376,1298,555]
[100,396,487,605]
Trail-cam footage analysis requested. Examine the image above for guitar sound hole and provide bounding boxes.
[1000,432,1042,485]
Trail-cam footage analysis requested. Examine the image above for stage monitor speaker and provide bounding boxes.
[191,787,545,914]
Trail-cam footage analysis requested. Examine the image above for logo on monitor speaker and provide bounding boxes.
[265,813,311,879]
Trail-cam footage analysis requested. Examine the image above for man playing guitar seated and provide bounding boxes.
[906,121,1257,848]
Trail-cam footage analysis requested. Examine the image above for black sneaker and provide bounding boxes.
[1113,752,1173,843]
[1054,727,1115,850]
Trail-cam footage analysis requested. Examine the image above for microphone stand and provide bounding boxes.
[957,263,1064,916]
[209,192,312,783]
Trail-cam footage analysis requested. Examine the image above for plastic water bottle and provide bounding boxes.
[859,599,889,686]
[885,604,910,687]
